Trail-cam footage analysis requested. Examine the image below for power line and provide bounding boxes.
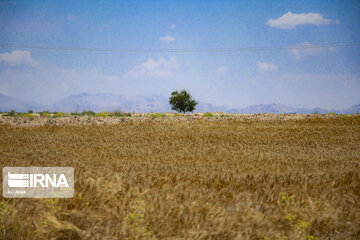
[0,42,359,53]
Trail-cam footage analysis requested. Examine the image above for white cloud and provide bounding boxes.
[213,66,228,74]
[124,56,179,78]
[257,62,278,72]
[267,11,338,29]
[158,35,175,42]
[169,24,176,29]
[289,42,335,59]
[0,50,38,67]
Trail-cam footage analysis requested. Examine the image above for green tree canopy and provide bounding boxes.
[169,90,198,113]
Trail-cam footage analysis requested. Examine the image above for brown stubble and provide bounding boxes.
[0,116,359,239]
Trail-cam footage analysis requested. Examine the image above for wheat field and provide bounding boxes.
[1,116,360,239]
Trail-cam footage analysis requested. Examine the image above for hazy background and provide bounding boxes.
[0,0,360,112]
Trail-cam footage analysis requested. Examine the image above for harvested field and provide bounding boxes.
[0,113,344,127]
[1,115,360,239]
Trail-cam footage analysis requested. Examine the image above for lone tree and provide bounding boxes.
[169,90,198,113]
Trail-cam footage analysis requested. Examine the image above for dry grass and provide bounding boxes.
[0,116,360,239]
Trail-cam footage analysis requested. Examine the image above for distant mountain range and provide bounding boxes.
[0,93,44,112]
[0,92,359,114]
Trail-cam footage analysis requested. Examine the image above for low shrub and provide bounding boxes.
[53,112,69,118]
[109,111,123,117]
[41,113,51,118]
[96,113,109,117]
[39,111,51,117]
[109,111,131,117]
[21,113,37,118]
[8,110,17,117]
[81,110,96,116]
[203,112,214,117]
[149,113,163,119]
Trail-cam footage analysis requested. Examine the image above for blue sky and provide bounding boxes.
[0,0,359,109]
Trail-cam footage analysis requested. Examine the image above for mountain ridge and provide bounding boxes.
[0,93,44,112]
[0,92,359,114]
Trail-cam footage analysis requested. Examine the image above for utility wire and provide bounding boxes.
[0,42,359,53]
